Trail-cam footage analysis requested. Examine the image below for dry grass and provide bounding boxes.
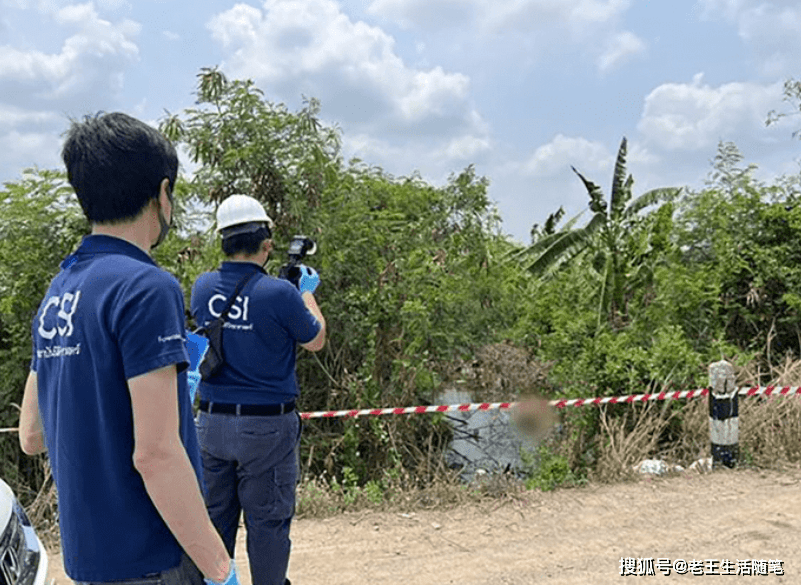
[441,342,554,402]
[588,357,801,483]
[295,463,525,520]
[24,458,60,556]
[738,355,801,466]
[591,401,679,483]
[739,396,801,465]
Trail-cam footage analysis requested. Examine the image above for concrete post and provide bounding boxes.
[708,360,739,469]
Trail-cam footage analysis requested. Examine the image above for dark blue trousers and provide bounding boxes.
[196,410,300,585]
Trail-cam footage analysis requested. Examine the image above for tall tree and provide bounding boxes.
[159,66,342,241]
[766,77,801,138]
[673,141,801,365]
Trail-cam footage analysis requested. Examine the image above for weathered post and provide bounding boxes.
[708,360,739,469]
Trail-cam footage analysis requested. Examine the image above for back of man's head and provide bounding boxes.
[221,226,272,257]
[62,112,178,224]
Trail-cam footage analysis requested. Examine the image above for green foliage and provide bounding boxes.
[331,466,387,506]
[160,66,341,242]
[516,137,679,330]
[521,442,586,491]
[0,169,89,495]
[286,161,511,486]
[159,68,513,486]
[672,142,801,373]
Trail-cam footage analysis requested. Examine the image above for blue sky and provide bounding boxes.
[1,0,800,243]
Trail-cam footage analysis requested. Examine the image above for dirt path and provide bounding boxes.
[48,467,800,584]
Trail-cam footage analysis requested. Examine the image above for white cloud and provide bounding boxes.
[95,0,128,10]
[696,0,800,22]
[0,2,139,103]
[597,31,646,73]
[367,0,472,30]
[697,0,801,77]
[696,0,744,21]
[523,134,611,177]
[55,2,95,23]
[207,3,264,50]
[0,129,62,176]
[340,127,491,188]
[437,134,491,161]
[369,0,631,31]
[737,5,801,76]
[368,0,640,76]
[398,66,469,121]
[626,141,660,168]
[637,74,788,151]
[1,0,82,14]
[480,0,631,36]
[0,47,65,82]
[344,132,403,165]
[0,105,60,128]
[207,0,478,130]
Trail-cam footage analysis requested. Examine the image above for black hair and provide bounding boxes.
[221,225,272,257]
[61,112,178,224]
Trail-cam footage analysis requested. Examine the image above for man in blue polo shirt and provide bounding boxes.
[191,195,326,585]
[17,112,237,585]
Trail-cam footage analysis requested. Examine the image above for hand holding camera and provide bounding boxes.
[278,235,319,291]
[298,265,320,294]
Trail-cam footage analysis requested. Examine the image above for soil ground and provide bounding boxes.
[47,467,800,584]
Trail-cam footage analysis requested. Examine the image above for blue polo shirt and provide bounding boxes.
[30,235,202,582]
[190,261,321,405]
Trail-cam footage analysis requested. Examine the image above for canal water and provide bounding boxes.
[439,388,538,481]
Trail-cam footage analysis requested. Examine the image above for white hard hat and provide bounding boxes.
[216,194,274,235]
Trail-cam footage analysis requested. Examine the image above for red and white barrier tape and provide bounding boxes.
[299,402,514,420]
[2,386,800,431]
[299,385,801,420]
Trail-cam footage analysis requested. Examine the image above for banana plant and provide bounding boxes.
[517,137,679,328]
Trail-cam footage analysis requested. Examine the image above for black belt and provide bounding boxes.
[198,400,296,416]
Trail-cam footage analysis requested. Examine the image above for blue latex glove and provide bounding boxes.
[185,331,209,403]
[204,560,239,585]
[298,264,320,294]
[186,370,201,403]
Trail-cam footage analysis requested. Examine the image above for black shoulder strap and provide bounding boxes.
[217,270,259,322]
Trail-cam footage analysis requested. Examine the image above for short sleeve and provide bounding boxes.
[114,269,190,380]
[190,273,211,328]
[279,285,322,344]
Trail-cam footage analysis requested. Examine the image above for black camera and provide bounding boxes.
[278,235,317,288]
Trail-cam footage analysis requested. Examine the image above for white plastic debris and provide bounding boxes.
[632,459,684,475]
[689,457,713,473]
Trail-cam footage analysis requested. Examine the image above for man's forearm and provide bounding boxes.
[302,292,326,330]
[301,292,326,351]
[19,372,47,455]
[136,448,230,582]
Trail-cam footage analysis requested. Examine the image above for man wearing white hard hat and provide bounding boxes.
[190,194,326,585]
